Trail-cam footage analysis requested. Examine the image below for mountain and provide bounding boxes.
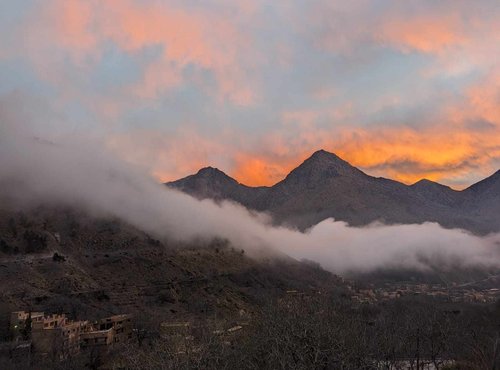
[169,166,267,205]
[464,169,500,198]
[461,170,500,232]
[167,150,499,234]
[410,179,460,207]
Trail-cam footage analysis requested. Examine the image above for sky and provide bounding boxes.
[1,0,499,189]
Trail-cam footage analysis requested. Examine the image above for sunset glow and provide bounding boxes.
[1,0,498,188]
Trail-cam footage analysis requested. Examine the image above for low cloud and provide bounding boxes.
[1,100,499,275]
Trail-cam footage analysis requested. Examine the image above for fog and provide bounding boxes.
[1,98,499,274]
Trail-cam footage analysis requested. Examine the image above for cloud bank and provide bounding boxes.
[1,100,499,274]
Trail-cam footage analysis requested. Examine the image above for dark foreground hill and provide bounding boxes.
[168,150,500,234]
[0,205,342,339]
[0,207,499,369]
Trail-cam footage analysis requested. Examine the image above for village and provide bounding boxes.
[0,308,251,366]
[2,311,133,360]
[349,282,500,304]
[1,279,499,368]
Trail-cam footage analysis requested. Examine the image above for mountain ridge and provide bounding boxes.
[167,150,500,234]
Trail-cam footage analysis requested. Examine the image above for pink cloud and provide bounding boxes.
[377,14,466,54]
[109,73,500,189]
[11,0,260,105]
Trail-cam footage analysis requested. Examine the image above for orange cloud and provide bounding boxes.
[377,14,466,53]
[232,156,289,186]
[100,0,258,103]
[65,3,95,48]
[107,126,233,183]
[228,76,499,188]
[107,83,500,189]
[229,122,499,188]
[10,0,497,189]
[17,0,258,105]
[311,3,494,58]
[230,63,500,188]
[100,52,499,191]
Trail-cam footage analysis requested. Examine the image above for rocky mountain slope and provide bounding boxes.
[0,206,343,339]
[168,150,500,234]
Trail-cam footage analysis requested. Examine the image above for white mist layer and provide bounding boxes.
[1,104,499,274]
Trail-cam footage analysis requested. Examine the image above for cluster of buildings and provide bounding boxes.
[350,284,500,304]
[9,311,133,359]
[281,284,500,305]
[160,321,246,338]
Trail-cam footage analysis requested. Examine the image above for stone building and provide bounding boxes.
[31,316,90,357]
[95,314,133,343]
[10,311,45,340]
[9,311,132,359]
[80,329,114,348]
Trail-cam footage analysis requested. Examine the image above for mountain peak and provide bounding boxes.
[166,166,240,199]
[192,167,239,186]
[412,178,447,187]
[413,178,433,184]
[280,149,366,186]
[300,149,359,172]
[308,149,342,161]
[197,166,228,177]
[411,178,453,192]
[167,166,237,188]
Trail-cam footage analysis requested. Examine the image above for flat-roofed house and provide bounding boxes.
[96,314,133,343]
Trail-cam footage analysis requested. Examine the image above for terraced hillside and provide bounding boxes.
[0,206,342,338]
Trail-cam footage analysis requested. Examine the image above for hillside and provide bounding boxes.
[0,205,342,338]
[168,150,500,234]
